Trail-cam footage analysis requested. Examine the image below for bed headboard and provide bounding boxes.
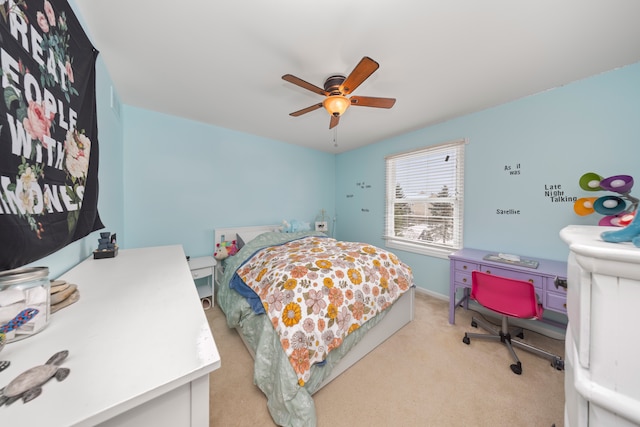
[214,224,282,248]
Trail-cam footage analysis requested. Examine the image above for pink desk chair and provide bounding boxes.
[462,270,564,375]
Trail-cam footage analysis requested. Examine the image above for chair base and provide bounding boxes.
[462,315,564,375]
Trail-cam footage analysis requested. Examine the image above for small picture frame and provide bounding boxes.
[315,221,328,232]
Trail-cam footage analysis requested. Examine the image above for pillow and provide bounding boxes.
[237,229,273,248]
[236,233,246,250]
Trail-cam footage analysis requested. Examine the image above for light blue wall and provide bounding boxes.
[24,1,124,279]
[335,62,640,297]
[121,107,336,258]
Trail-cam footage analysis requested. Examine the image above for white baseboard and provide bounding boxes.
[413,285,447,301]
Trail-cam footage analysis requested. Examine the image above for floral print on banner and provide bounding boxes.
[237,236,413,386]
[0,0,103,270]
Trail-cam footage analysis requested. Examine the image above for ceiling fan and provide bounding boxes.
[282,56,396,129]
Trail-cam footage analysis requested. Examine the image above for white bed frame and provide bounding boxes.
[214,224,415,392]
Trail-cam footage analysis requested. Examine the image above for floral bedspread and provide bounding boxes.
[236,236,413,386]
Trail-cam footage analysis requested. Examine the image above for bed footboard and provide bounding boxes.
[313,286,415,391]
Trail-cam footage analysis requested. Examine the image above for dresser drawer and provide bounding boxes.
[454,260,479,273]
[479,266,543,289]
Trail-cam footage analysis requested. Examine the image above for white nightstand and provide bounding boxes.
[188,256,216,309]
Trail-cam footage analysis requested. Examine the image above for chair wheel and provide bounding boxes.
[552,358,565,371]
[462,335,470,345]
[510,362,522,375]
[471,320,478,328]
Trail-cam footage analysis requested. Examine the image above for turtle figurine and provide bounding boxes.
[0,350,70,406]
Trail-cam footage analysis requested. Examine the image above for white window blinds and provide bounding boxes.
[384,139,466,258]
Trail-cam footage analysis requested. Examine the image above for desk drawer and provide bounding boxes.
[545,277,568,293]
[479,266,543,289]
[546,292,567,313]
[454,270,473,287]
[454,260,479,273]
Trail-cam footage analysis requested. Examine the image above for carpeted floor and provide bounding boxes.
[207,292,565,427]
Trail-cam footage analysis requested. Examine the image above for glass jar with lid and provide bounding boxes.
[0,267,50,343]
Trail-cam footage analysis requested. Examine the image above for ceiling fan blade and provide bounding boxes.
[290,103,323,117]
[350,96,396,109]
[340,57,379,95]
[329,115,340,129]
[282,74,328,96]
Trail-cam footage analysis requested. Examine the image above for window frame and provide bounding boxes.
[384,139,466,259]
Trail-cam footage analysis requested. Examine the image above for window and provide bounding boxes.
[384,139,466,258]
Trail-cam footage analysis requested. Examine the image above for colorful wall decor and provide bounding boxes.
[574,172,637,227]
[0,0,103,270]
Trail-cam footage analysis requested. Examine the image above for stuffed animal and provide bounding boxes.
[226,240,239,256]
[601,210,640,247]
[282,219,311,233]
[213,243,228,260]
[214,240,238,260]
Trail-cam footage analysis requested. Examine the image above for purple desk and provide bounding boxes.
[448,248,567,325]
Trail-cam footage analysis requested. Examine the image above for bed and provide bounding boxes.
[214,224,415,427]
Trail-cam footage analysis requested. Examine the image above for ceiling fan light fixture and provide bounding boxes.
[283,57,394,129]
[323,95,350,117]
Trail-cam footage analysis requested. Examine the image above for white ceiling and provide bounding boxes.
[74,0,640,153]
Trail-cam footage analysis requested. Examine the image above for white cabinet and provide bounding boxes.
[560,225,640,427]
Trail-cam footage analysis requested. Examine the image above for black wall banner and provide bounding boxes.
[0,0,103,270]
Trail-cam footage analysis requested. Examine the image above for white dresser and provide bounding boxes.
[2,245,220,426]
[560,225,640,427]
